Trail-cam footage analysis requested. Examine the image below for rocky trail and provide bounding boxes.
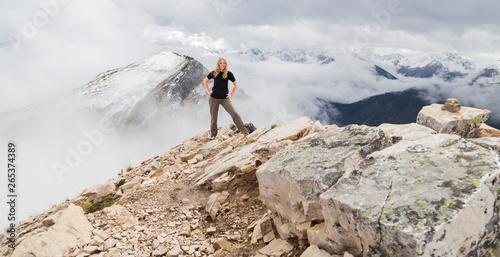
[2,100,500,257]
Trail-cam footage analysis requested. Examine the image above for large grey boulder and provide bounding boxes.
[12,204,93,257]
[257,125,390,238]
[320,131,500,256]
[257,122,500,256]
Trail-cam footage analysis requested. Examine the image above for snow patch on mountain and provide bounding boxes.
[369,49,475,80]
[79,52,186,116]
[218,48,335,65]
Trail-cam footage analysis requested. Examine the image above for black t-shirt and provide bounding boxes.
[207,71,236,99]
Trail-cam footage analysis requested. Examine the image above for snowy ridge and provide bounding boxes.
[223,48,335,65]
[0,51,208,130]
[373,51,475,73]
[368,49,476,80]
[79,52,186,116]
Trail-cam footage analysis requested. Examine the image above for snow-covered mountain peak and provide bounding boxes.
[81,52,186,112]
[372,50,475,73]
[235,48,335,65]
[74,51,207,127]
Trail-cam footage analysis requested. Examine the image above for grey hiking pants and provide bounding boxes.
[209,96,248,137]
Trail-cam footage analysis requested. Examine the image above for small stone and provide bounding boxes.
[263,230,275,243]
[179,152,196,162]
[206,227,217,235]
[188,158,198,165]
[197,149,210,157]
[213,238,231,251]
[441,98,461,112]
[257,238,294,256]
[42,216,56,227]
[195,154,204,161]
[300,245,332,257]
[167,244,182,257]
[152,246,168,256]
[141,179,157,187]
[83,245,99,254]
[226,234,241,242]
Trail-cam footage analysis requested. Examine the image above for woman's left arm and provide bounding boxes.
[227,80,239,98]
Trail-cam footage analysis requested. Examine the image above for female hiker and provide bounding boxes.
[203,57,248,138]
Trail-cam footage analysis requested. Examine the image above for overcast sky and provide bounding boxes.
[1,0,500,228]
[1,0,500,113]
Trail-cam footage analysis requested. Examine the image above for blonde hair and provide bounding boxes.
[212,57,228,79]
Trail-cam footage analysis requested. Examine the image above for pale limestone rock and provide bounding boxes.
[441,98,461,112]
[379,123,436,143]
[477,123,500,137]
[83,245,99,254]
[197,148,211,157]
[263,230,276,243]
[188,158,198,165]
[469,137,500,154]
[120,176,141,192]
[206,191,229,220]
[103,205,138,230]
[167,244,182,257]
[273,215,291,240]
[307,223,335,254]
[320,134,500,256]
[195,143,256,186]
[301,245,333,257]
[251,219,263,245]
[195,153,204,161]
[257,238,294,256]
[179,152,196,162]
[309,120,326,134]
[417,103,491,138]
[257,125,389,235]
[153,246,169,256]
[258,120,500,256]
[141,178,157,187]
[257,116,314,143]
[12,204,93,257]
[82,181,116,202]
[206,227,217,235]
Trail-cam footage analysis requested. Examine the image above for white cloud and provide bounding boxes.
[144,26,227,50]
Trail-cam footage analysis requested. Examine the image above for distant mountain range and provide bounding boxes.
[222,48,500,85]
[220,48,499,127]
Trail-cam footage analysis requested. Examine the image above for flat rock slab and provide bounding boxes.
[417,103,491,138]
[12,204,93,257]
[320,133,500,256]
[257,125,389,235]
[301,245,333,257]
[257,116,314,143]
[258,121,500,256]
[257,238,294,256]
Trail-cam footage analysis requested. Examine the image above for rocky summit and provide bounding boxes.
[1,101,500,257]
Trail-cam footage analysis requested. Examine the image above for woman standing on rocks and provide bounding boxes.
[203,57,248,138]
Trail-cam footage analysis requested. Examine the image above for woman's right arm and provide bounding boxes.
[203,77,211,94]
